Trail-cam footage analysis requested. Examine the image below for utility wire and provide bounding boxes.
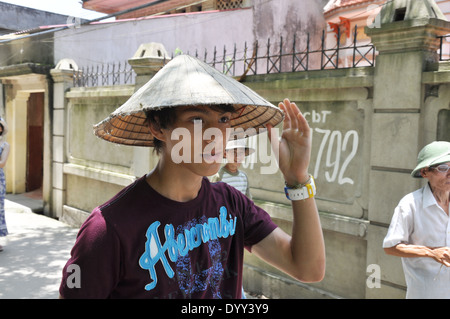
[0,0,175,45]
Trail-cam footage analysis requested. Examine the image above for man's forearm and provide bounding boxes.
[385,244,450,266]
[290,198,325,282]
[385,244,439,260]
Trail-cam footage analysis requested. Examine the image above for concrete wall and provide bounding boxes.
[239,68,373,298]
[0,34,56,66]
[0,2,71,66]
[54,1,326,68]
[0,2,69,33]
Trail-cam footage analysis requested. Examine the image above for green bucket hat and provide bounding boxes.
[411,141,450,178]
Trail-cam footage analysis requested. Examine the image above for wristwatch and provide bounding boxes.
[284,175,316,201]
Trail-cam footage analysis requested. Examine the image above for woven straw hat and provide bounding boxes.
[93,54,284,147]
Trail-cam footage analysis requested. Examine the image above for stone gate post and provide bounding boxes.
[49,59,77,219]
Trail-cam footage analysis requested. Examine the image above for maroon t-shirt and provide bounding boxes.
[59,176,277,299]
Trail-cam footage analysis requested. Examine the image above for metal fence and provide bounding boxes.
[73,25,376,87]
[190,26,376,79]
[73,62,135,87]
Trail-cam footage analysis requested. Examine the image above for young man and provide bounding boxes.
[59,55,325,299]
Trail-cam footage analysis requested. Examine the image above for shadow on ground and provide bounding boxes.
[0,207,78,299]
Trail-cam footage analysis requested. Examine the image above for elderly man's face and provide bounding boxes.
[421,162,450,192]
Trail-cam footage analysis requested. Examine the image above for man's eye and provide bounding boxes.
[220,116,230,123]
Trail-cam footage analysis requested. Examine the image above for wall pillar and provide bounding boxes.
[6,90,29,194]
[50,59,77,219]
[128,42,171,91]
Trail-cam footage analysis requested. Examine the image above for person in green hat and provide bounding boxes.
[383,141,450,299]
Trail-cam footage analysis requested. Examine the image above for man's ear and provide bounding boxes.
[420,168,429,178]
[147,118,167,143]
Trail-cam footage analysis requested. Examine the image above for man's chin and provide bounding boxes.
[201,162,222,177]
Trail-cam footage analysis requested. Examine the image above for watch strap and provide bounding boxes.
[284,175,316,201]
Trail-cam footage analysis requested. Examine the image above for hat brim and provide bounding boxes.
[94,103,283,147]
[93,55,284,147]
[411,154,450,178]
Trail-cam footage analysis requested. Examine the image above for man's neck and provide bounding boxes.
[146,159,203,203]
[429,183,450,215]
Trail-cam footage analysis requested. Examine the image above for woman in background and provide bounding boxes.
[0,117,10,251]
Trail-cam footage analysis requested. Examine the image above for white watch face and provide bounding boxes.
[285,177,316,200]
[286,188,308,200]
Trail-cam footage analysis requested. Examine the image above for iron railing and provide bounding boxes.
[189,25,376,78]
[73,25,376,87]
[73,61,135,87]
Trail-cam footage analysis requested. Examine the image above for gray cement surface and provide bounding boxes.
[0,198,78,299]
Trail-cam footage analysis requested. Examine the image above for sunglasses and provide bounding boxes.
[429,164,450,173]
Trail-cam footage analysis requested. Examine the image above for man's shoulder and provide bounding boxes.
[237,169,249,179]
[395,186,427,216]
[98,176,147,213]
[398,186,424,205]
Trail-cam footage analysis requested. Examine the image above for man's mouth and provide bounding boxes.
[202,152,223,163]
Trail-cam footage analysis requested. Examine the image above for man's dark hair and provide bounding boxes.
[145,104,236,154]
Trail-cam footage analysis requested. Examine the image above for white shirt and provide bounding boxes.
[383,183,450,298]
[211,167,252,199]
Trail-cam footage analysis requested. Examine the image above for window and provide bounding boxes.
[217,0,243,10]
[437,109,450,141]
[393,7,407,21]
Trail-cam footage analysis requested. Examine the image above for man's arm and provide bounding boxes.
[252,99,325,283]
[252,198,325,282]
[385,244,450,267]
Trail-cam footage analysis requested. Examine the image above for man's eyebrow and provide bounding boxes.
[178,107,209,114]
[178,106,232,115]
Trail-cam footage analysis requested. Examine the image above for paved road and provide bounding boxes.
[0,199,78,299]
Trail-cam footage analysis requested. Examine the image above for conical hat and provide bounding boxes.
[93,54,284,147]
